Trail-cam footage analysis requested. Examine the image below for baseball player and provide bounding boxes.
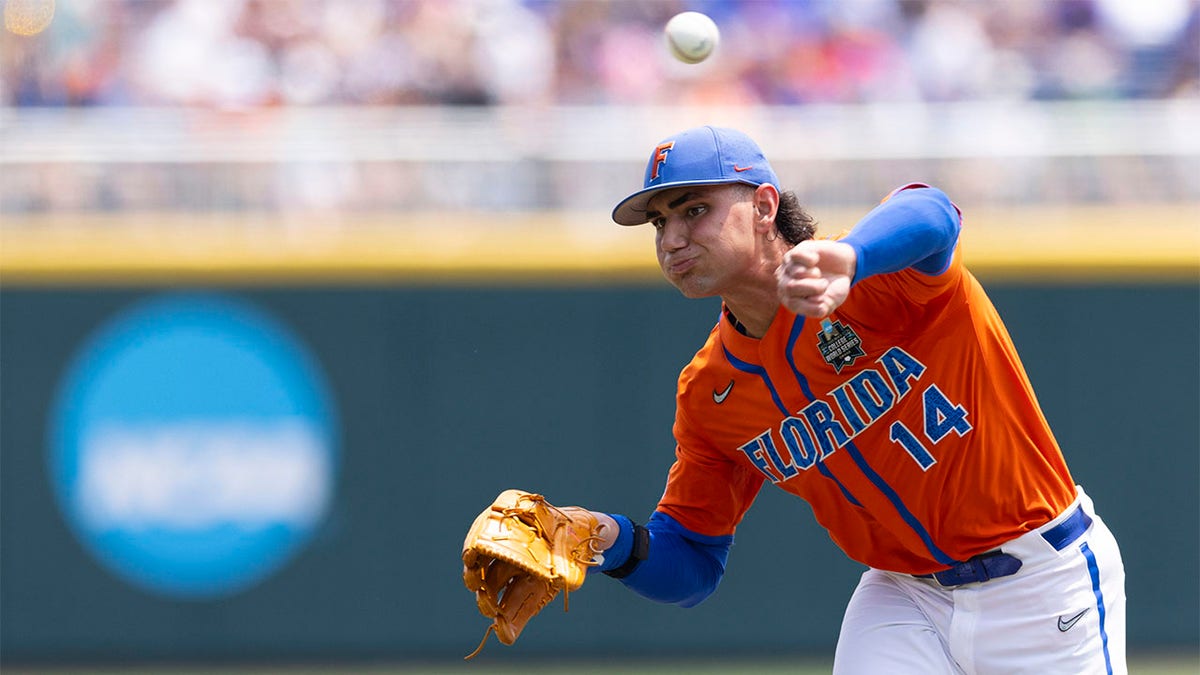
[464,125,1126,674]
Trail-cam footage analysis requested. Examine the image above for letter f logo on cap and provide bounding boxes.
[650,141,675,181]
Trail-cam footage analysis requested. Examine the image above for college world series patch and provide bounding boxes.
[817,319,865,373]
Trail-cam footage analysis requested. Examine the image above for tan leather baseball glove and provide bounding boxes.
[462,489,607,659]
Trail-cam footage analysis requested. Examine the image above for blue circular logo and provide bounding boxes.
[49,293,339,599]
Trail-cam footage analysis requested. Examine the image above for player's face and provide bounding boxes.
[646,184,760,298]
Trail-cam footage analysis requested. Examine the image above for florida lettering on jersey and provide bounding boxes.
[736,344,971,483]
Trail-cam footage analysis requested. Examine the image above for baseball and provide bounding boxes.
[664,11,719,64]
[4,0,56,36]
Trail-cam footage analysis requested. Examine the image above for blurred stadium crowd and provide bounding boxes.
[1,0,1198,215]
[4,0,1198,108]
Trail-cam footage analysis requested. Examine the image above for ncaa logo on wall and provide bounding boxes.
[49,293,339,600]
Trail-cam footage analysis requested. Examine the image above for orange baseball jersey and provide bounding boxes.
[657,224,1076,575]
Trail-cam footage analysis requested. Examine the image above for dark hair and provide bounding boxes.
[775,190,816,245]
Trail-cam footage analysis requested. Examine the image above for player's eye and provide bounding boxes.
[651,217,666,230]
[687,204,707,218]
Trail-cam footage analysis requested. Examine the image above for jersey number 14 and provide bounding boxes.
[888,384,972,470]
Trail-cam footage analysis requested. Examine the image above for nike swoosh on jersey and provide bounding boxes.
[1057,608,1090,632]
[713,380,734,404]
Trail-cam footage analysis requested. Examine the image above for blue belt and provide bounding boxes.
[1040,504,1093,551]
[918,505,1092,587]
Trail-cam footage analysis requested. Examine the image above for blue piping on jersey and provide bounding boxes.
[724,344,862,506]
[1081,542,1114,675]
[816,462,862,506]
[722,347,787,414]
[784,316,958,567]
[837,442,956,566]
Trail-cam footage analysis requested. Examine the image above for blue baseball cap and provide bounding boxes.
[612,125,779,226]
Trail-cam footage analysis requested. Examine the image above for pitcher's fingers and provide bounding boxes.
[783,243,819,268]
[783,295,834,319]
[780,276,829,297]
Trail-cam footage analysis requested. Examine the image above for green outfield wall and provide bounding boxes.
[1,278,1196,666]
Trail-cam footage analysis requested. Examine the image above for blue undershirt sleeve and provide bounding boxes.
[593,510,733,608]
[840,186,961,285]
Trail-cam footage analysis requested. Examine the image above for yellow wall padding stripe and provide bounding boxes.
[1,206,1197,286]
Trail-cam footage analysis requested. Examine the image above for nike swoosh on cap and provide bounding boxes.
[733,165,753,172]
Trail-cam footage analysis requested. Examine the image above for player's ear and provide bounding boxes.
[752,183,780,231]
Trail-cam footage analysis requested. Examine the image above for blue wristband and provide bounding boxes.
[604,523,649,579]
[594,513,635,574]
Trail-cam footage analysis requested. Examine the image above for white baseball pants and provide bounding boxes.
[832,487,1126,675]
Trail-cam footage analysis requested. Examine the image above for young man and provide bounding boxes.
[586,125,1127,674]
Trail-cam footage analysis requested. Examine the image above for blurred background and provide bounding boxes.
[1,0,1198,673]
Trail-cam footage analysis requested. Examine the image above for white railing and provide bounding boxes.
[2,100,1198,213]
